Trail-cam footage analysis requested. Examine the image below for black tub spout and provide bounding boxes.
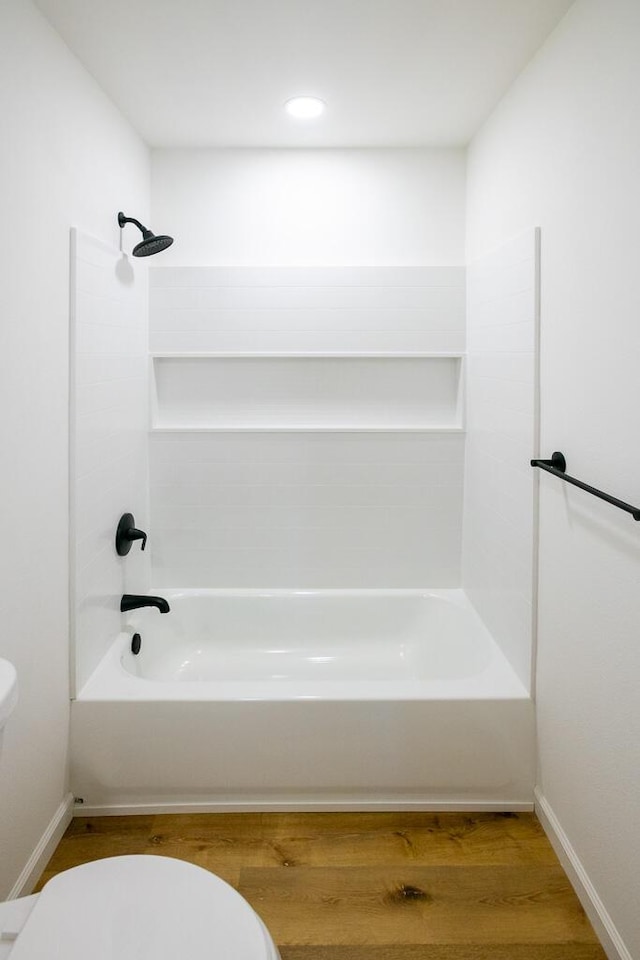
[121,594,170,614]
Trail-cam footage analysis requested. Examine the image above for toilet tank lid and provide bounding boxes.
[10,855,274,960]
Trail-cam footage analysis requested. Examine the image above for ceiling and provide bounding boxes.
[35,0,574,148]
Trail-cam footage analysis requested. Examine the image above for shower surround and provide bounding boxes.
[69,228,538,812]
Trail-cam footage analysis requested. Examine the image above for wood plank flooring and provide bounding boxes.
[36,812,607,959]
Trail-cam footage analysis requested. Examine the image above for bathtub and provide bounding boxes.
[70,589,535,813]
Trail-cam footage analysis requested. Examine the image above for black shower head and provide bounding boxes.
[132,232,174,257]
[118,212,174,257]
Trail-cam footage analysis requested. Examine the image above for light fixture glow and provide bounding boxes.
[284,96,326,119]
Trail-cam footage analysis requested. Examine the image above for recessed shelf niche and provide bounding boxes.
[151,354,464,432]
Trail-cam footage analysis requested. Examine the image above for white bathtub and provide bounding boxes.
[71,589,535,813]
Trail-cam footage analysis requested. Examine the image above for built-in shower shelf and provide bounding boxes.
[151,353,465,432]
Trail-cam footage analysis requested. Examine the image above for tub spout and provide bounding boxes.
[121,594,170,614]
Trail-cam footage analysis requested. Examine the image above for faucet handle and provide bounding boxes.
[116,513,148,556]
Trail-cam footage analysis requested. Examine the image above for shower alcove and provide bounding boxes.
[69,232,538,813]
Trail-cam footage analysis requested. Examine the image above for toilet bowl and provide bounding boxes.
[0,855,281,959]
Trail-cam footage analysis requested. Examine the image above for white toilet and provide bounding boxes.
[0,855,281,959]
[0,661,280,959]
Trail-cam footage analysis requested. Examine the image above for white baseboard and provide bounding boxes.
[534,788,632,960]
[7,793,74,899]
[75,797,535,816]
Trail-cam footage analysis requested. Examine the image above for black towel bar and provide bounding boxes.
[530,451,640,521]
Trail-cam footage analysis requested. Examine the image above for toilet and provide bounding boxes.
[0,855,281,959]
[0,662,280,959]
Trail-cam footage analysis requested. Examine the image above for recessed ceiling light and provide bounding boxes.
[284,96,326,119]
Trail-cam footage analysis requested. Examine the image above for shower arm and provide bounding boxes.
[117,212,151,236]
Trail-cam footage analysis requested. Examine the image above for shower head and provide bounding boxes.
[117,212,173,257]
[132,232,174,257]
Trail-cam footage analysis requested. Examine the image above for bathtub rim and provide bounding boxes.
[76,588,530,703]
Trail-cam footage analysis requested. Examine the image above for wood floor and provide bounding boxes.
[36,812,607,959]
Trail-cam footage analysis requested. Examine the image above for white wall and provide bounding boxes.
[467,1,640,956]
[0,0,149,896]
[462,229,539,690]
[151,148,466,266]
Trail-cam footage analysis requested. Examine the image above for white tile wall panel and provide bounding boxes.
[154,508,458,556]
[151,308,462,333]
[471,353,535,383]
[151,480,461,509]
[150,329,466,355]
[149,266,465,355]
[75,449,147,546]
[463,494,534,590]
[471,290,536,329]
[468,375,532,417]
[150,545,461,590]
[75,430,141,482]
[75,540,123,612]
[150,431,466,465]
[76,377,147,423]
[151,503,461,542]
[150,431,464,588]
[71,230,150,693]
[152,285,462,312]
[468,321,534,354]
[462,228,539,690]
[152,459,462,488]
[466,417,533,471]
[75,319,147,357]
[464,449,533,537]
[75,355,144,387]
[468,259,537,306]
[150,266,464,288]
[467,402,532,445]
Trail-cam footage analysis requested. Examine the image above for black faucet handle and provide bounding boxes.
[116,513,148,556]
